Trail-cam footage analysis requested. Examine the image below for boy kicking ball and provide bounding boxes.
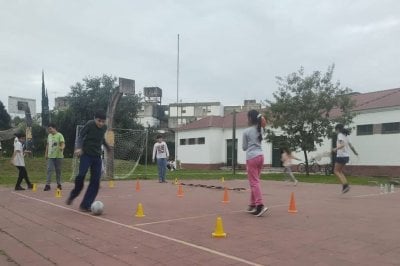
[66,110,110,212]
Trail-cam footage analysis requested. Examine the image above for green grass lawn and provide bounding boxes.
[0,157,390,187]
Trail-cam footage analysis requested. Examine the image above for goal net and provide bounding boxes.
[71,126,147,181]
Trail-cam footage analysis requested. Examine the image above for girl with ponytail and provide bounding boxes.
[242,110,268,217]
[332,123,358,193]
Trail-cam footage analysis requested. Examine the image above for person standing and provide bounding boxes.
[152,135,169,183]
[332,124,358,193]
[66,110,110,212]
[281,147,300,186]
[44,123,65,191]
[11,132,33,190]
[242,110,268,217]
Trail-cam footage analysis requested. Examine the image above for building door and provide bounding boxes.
[271,136,285,167]
[226,139,238,166]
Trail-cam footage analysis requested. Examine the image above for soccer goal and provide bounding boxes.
[71,126,148,181]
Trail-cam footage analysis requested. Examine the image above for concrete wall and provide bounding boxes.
[177,128,224,165]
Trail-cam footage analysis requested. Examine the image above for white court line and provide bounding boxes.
[350,192,397,198]
[11,192,263,266]
[134,203,288,226]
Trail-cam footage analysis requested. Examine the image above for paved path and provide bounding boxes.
[0,180,399,265]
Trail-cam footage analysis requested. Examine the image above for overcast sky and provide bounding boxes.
[1,0,399,113]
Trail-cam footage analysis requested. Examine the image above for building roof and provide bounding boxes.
[351,88,400,111]
[330,87,400,117]
[169,102,221,107]
[177,111,249,131]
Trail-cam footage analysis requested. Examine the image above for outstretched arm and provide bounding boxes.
[349,143,358,156]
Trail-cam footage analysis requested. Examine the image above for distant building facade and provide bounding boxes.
[136,87,167,128]
[8,96,36,117]
[224,99,262,115]
[54,97,69,111]
[168,102,223,128]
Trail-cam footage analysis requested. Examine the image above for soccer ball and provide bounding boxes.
[91,201,104,215]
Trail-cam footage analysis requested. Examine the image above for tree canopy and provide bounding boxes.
[50,74,142,156]
[0,101,11,130]
[266,65,355,174]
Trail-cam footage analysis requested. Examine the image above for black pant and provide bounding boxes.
[16,166,32,188]
[69,154,102,209]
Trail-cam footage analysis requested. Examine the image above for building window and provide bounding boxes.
[180,139,186,145]
[357,124,373,136]
[382,122,400,134]
[197,137,205,144]
[188,138,196,145]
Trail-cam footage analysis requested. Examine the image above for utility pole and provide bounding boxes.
[175,34,180,165]
[232,110,237,175]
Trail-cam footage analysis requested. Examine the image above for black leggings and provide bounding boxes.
[16,166,32,188]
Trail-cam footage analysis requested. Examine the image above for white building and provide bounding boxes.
[8,96,36,117]
[137,102,161,128]
[176,88,400,177]
[168,102,223,128]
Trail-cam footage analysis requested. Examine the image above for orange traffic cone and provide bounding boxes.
[288,192,298,213]
[212,216,227,238]
[222,187,230,203]
[136,179,141,192]
[177,183,184,197]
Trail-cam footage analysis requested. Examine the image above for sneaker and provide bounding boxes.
[253,205,269,217]
[15,186,25,191]
[44,184,51,191]
[246,205,256,213]
[65,197,73,205]
[342,184,350,194]
[79,206,91,212]
[294,180,298,186]
[57,184,62,190]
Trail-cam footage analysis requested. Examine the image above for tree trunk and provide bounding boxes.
[303,149,309,176]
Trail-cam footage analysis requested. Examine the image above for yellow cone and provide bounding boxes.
[212,216,227,238]
[32,183,37,192]
[221,176,225,183]
[135,203,145,217]
[55,189,62,198]
[174,178,179,185]
[109,180,114,188]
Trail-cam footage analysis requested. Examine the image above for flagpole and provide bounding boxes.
[175,34,180,165]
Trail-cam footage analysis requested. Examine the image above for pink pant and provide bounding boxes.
[246,155,264,206]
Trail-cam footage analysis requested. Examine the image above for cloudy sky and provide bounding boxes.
[1,0,399,113]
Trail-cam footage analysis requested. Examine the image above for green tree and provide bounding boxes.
[51,74,142,157]
[266,65,355,174]
[0,101,11,130]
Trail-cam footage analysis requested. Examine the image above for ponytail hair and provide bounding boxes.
[247,110,266,142]
[335,123,350,136]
